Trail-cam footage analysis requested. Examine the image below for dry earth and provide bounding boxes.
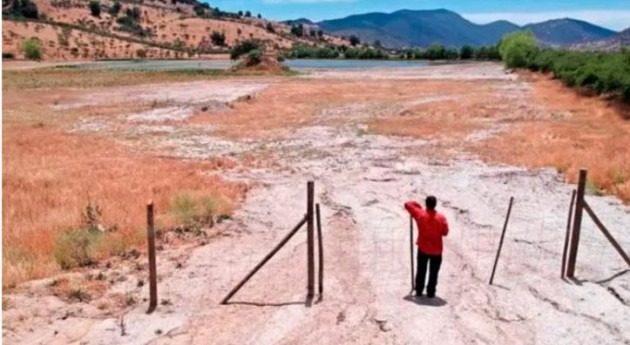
[2,62,630,345]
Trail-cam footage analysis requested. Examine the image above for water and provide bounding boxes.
[66,59,433,71]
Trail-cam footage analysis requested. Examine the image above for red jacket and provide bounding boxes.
[405,201,449,255]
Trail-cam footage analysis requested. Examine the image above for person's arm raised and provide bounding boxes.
[404,201,424,219]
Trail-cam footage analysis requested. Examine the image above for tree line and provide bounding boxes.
[284,43,501,61]
[499,31,630,101]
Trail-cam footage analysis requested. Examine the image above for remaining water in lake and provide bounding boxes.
[68,59,433,71]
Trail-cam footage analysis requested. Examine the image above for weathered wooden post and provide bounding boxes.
[316,203,324,295]
[489,197,514,285]
[147,201,158,314]
[307,181,315,298]
[566,169,587,279]
[561,190,576,278]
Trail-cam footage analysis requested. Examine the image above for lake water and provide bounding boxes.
[68,59,433,71]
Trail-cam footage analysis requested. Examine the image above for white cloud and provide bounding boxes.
[463,10,630,31]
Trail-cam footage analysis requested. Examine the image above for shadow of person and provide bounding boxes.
[403,295,447,307]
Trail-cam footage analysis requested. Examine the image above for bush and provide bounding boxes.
[89,0,101,17]
[108,0,121,16]
[459,45,473,60]
[290,24,304,37]
[136,48,147,59]
[349,35,360,46]
[210,31,226,46]
[230,39,260,60]
[170,193,216,228]
[2,52,16,59]
[287,44,340,59]
[344,47,388,59]
[266,22,275,33]
[499,31,539,68]
[193,4,204,16]
[8,0,39,19]
[22,38,41,60]
[54,227,103,269]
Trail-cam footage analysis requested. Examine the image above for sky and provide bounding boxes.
[205,0,630,30]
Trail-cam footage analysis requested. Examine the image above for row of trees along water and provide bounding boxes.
[499,31,630,101]
[285,43,501,61]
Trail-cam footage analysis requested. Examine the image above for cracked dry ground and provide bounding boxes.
[3,63,630,345]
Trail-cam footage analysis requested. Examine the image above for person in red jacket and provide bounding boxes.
[405,196,449,298]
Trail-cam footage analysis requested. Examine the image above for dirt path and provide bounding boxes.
[3,64,629,345]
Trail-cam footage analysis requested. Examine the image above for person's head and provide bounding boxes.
[425,195,437,211]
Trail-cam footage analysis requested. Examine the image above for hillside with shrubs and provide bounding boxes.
[2,0,348,60]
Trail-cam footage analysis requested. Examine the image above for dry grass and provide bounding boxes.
[472,73,630,202]
[2,124,246,288]
[2,68,232,91]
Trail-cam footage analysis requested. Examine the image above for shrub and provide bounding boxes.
[499,31,539,68]
[193,4,204,16]
[230,39,260,60]
[2,52,16,59]
[210,31,226,46]
[108,1,121,16]
[290,24,304,37]
[88,0,101,17]
[22,38,41,60]
[245,49,262,66]
[54,227,103,269]
[169,193,216,228]
[459,45,473,60]
[136,48,147,59]
[8,0,39,19]
[288,44,340,59]
[349,35,360,46]
[266,22,275,33]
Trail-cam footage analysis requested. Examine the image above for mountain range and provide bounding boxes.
[308,9,621,49]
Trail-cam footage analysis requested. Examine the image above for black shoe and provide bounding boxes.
[427,292,435,299]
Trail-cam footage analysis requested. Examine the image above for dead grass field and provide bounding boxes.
[3,64,629,290]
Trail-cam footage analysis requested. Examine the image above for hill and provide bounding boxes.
[523,18,616,46]
[316,9,618,48]
[570,27,630,51]
[318,9,519,48]
[2,0,347,60]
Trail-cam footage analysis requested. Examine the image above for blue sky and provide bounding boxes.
[205,0,630,30]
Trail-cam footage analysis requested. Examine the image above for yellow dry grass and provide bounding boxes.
[2,122,246,288]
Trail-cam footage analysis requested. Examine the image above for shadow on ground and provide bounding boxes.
[403,295,448,307]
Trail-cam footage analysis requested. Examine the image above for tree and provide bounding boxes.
[88,0,101,17]
[349,35,360,46]
[425,44,446,60]
[317,29,323,38]
[108,1,121,16]
[230,40,260,60]
[244,11,251,17]
[499,31,539,68]
[257,13,261,19]
[266,22,275,33]
[10,0,39,19]
[22,38,41,60]
[210,31,226,46]
[290,24,304,37]
[237,10,243,17]
[459,45,473,60]
[193,4,205,16]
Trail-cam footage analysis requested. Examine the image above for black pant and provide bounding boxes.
[416,250,442,297]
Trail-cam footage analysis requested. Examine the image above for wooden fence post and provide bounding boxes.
[566,169,587,278]
[561,190,576,278]
[307,181,315,298]
[489,197,514,285]
[316,204,324,295]
[147,201,158,314]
